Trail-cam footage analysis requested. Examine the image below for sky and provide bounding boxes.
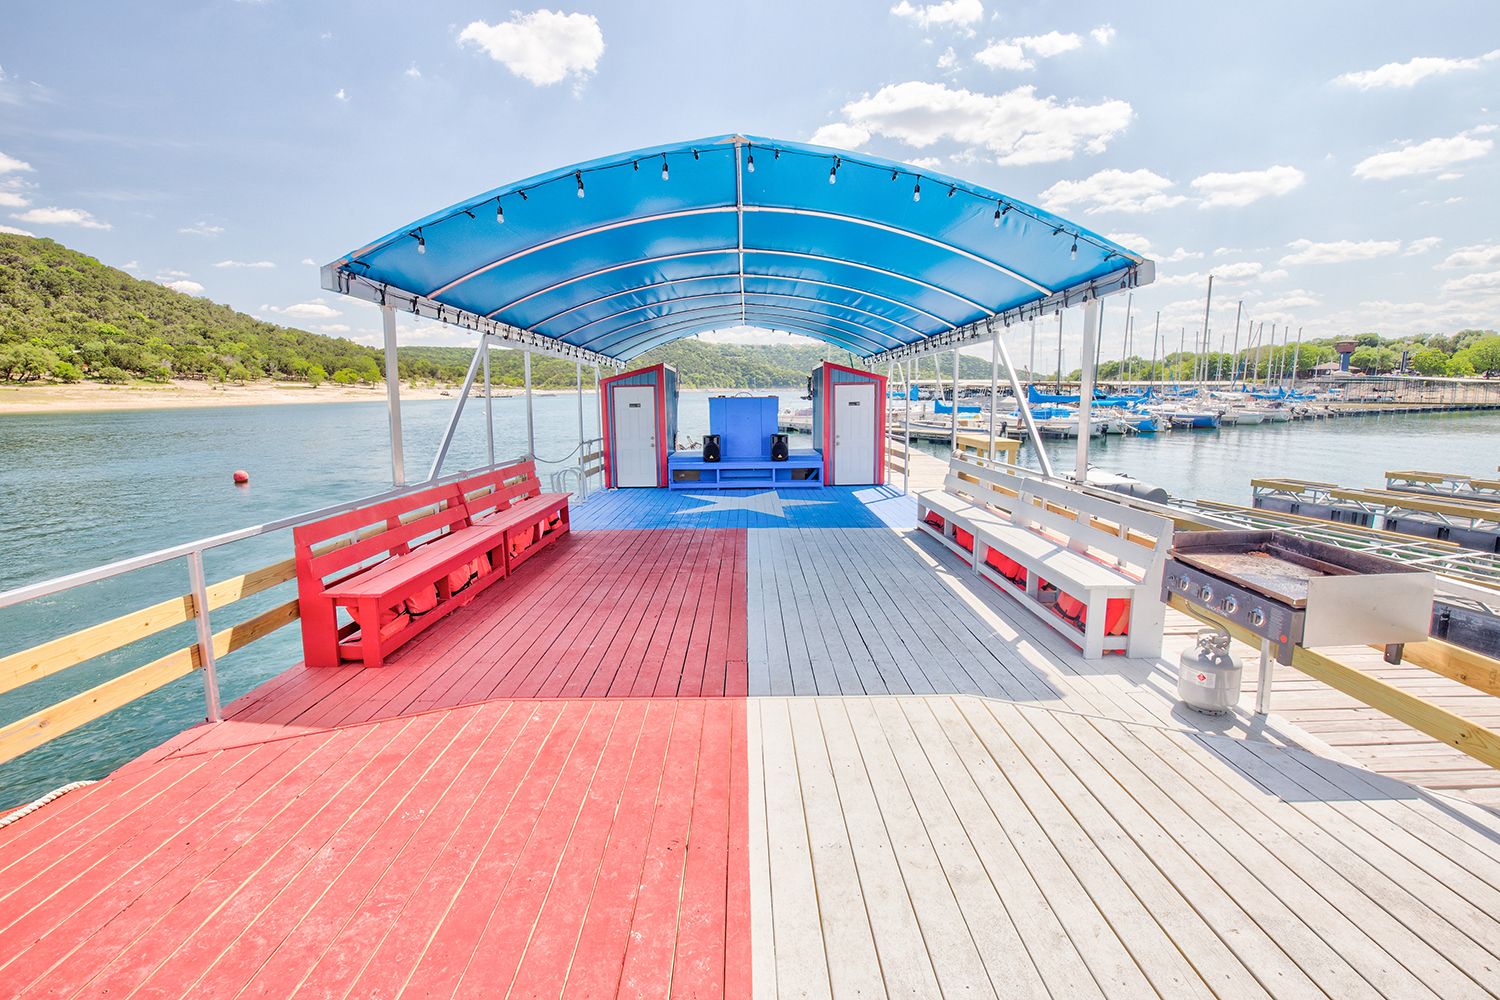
[2,1,1498,366]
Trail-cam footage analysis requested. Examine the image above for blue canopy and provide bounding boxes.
[323,134,1153,365]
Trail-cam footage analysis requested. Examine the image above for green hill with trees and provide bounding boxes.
[3,233,1497,391]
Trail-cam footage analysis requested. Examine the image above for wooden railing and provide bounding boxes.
[0,459,528,771]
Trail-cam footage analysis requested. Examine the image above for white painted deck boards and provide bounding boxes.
[748,695,1500,1000]
[748,523,1500,809]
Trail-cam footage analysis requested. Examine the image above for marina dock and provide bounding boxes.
[4,485,1500,998]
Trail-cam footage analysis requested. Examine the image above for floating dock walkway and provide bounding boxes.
[4,485,1500,999]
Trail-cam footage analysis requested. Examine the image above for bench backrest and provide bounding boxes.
[293,482,471,586]
[944,454,1170,576]
[456,460,545,521]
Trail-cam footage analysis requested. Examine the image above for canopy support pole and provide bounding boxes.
[524,349,535,460]
[594,363,603,444]
[903,358,911,494]
[483,337,494,467]
[428,335,487,482]
[988,328,999,461]
[576,362,584,463]
[381,304,405,487]
[995,323,1053,478]
[950,347,959,456]
[1076,298,1100,484]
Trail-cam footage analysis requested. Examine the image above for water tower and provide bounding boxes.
[1336,340,1357,373]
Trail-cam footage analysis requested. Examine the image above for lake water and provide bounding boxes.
[2,389,1496,808]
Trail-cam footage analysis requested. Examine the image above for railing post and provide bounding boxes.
[187,549,223,723]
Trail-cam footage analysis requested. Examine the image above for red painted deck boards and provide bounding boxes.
[0,699,749,1000]
[163,530,748,759]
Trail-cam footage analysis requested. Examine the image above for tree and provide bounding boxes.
[1448,355,1476,378]
[1461,335,1500,375]
[307,364,326,387]
[1413,349,1449,375]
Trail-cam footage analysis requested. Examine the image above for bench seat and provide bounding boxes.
[917,455,1171,659]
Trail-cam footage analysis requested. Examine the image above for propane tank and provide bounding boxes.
[1178,628,1242,714]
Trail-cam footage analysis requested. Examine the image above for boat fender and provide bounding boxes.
[1098,481,1169,504]
[233,470,249,484]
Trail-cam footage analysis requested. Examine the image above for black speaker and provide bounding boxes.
[702,434,721,463]
[770,433,789,461]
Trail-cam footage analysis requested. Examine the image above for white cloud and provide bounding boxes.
[405,65,421,78]
[1039,168,1185,213]
[891,0,983,30]
[1213,247,1240,256]
[832,81,1131,165]
[1158,261,1269,287]
[1162,247,1201,262]
[1361,300,1431,315]
[1259,268,1289,282]
[261,298,342,320]
[1279,238,1401,265]
[809,122,871,150]
[907,156,943,169]
[937,48,958,70]
[1157,272,1208,287]
[1441,270,1500,295]
[1191,165,1304,208]
[1402,237,1442,256]
[1105,233,1150,253]
[301,257,318,265]
[180,221,224,235]
[1091,25,1115,45]
[121,260,139,270]
[694,325,820,346]
[1440,243,1500,269]
[0,223,34,236]
[1335,49,1500,89]
[164,280,205,296]
[977,31,1080,70]
[158,269,190,277]
[459,9,605,86]
[317,324,351,333]
[1353,128,1495,179]
[213,259,275,268]
[0,191,28,207]
[1259,290,1320,310]
[1437,172,1463,181]
[12,206,110,229]
[0,150,32,173]
[334,89,347,101]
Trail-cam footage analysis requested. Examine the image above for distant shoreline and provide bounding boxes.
[0,380,808,415]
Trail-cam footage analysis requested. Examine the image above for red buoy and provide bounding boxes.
[233,470,250,484]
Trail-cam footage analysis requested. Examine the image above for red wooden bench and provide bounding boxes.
[457,461,571,572]
[293,461,572,669]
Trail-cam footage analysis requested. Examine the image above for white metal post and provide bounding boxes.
[950,347,959,455]
[187,550,222,723]
[988,328,999,460]
[903,358,911,494]
[482,335,494,467]
[1256,638,1274,715]
[996,324,1054,479]
[576,361,584,462]
[381,305,405,487]
[1076,298,1100,484]
[524,349,535,460]
[427,344,487,481]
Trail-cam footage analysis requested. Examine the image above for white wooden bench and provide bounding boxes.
[916,456,1172,659]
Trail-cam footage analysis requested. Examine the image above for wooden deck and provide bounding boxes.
[3,482,1499,999]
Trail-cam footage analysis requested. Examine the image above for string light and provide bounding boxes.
[519,190,528,201]
[746,146,754,172]
[913,178,921,202]
[415,231,425,254]
[692,148,699,160]
[947,186,956,198]
[496,200,504,224]
[575,171,585,198]
[829,157,839,184]
[633,159,639,171]
[661,155,669,181]
[1071,242,1078,260]
[774,147,779,160]
[993,207,1001,226]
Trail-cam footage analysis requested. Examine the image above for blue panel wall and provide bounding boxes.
[709,396,779,459]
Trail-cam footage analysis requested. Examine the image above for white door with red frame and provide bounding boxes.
[832,382,877,485]
[613,386,658,487]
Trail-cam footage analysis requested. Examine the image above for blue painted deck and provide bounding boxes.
[571,484,915,530]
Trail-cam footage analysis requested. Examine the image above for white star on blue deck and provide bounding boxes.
[674,491,834,518]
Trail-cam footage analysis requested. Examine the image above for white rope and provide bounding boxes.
[0,780,97,829]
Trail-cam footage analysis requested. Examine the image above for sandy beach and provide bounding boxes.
[0,379,565,415]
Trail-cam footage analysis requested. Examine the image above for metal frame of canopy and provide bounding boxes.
[323,134,1154,489]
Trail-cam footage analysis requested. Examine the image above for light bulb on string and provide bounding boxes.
[1070,242,1078,260]
[746,146,755,172]
[496,200,504,224]
[575,171,585,198]
[661,155,669,181]
[947,186,955,198]
[415,232,425,254]
[913,179,921,202]
[829,157,839,184]
[993,208,1000,227]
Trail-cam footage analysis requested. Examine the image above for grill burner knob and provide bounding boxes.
[1249,608,1265,627]
[1171,575,1189,592]
[1196,584,1213,602]
[1220,596,1237,615]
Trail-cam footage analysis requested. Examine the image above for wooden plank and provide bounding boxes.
[0,598,299,767]
[745,700,776,1000]
[1391,637,1500,699]
[1169,593,1500,771]
[0,557,295,698]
